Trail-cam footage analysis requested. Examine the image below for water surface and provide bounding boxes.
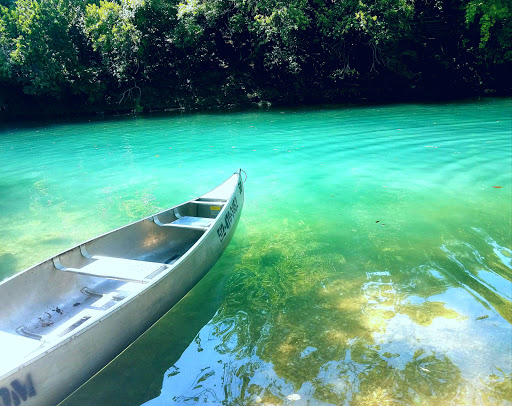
[1,99,511,405]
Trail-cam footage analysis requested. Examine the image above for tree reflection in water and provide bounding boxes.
[142,218,510,405]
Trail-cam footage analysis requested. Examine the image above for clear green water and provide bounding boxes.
[1,99,511,405]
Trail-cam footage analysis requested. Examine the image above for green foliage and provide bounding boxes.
[0,0,85,96]
[251,0,310,72]
[84,0,144,82]
[252,0,310,41]
[0,0,510,117]
[313,0,415,81]
[465,0,512,63]
[316,0,414,45]
[466,0,510,47]
[0,6,10,80]
[173,0,206,46]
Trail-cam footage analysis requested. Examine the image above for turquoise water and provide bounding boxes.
[1,99,511,405]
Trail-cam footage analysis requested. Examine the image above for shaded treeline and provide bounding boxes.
[0,0,510,119]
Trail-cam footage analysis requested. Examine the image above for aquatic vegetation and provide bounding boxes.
[482,369,512,404]
[120,189,161,219]
[398,301,466,327]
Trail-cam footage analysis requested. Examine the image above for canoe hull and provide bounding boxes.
[0,172,244,406]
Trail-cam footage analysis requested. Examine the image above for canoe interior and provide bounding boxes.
[0,174,239,378]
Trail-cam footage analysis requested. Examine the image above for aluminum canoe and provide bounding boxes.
[0,170,244,406]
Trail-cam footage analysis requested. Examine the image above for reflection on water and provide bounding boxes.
[1,99,511,405]
[130,218,510,406]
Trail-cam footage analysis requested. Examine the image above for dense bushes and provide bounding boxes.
[0,0,510,118]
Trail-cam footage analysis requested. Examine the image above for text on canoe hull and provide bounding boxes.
[217,196,239,242]
[0,374,36,406]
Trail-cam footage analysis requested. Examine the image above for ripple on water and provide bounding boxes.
[2,99,511,406]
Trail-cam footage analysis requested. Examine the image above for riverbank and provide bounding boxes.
[1,74,510,123]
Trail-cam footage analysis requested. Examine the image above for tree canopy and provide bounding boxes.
[0,0,510,117]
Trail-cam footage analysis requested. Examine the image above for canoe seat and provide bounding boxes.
[53,256,168,283]
[171,216,214,229]
[192,199,226,206]
[153,215,214,230]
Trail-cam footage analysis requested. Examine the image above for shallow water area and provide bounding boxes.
[1,99,511,405]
